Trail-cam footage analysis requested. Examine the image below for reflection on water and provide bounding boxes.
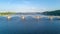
[0,16,60,34]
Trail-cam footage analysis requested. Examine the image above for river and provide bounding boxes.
[0,15,60,34]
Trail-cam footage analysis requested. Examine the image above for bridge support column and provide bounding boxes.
[7,15,11,20]
[48,16,53,20]
[34,16,41,19]
[33,16,42,22]
[57,16,60,18]
[21,16,25,20]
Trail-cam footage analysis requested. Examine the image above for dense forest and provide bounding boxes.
[42,10,60,16]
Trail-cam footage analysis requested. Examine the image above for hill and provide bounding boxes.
[42,10,60,16]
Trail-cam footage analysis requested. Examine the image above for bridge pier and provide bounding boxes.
[57,16,60,18]
[48,16,53,20]
[21,16,25,20]
[33,16,42,22]
[7,15,11,20]
[33,16,41,19]
[35,16,41,19]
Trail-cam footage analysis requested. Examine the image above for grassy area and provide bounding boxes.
[0,12,16,16]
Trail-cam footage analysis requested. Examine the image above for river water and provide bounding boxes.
[0,15,60,34]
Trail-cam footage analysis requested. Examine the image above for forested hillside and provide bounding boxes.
[42,10,60,16]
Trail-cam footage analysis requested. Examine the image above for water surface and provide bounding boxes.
[0,16,60,34]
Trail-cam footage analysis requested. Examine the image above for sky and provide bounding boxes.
[0,0,60,12]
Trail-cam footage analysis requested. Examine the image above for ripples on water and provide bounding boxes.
[0,16,60,34]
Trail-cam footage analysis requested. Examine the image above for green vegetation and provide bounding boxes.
[1,10,60,16]
[42,10,60,16]
[0,12,16,16]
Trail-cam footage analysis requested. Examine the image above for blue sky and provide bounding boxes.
[0,0,60,12]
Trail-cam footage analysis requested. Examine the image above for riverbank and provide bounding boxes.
[0,12,16,16]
